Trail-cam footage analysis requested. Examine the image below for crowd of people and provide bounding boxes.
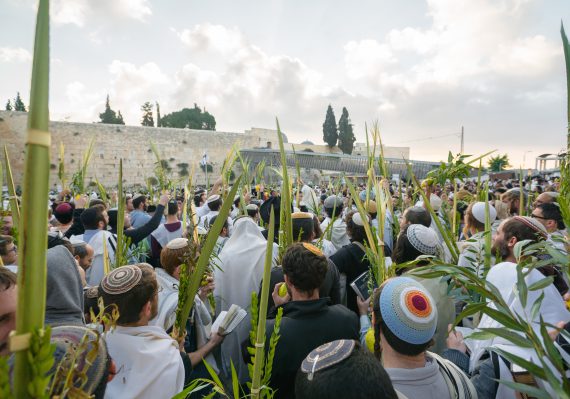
[0,172,569,399]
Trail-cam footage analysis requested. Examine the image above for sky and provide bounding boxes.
[1,0,569,168]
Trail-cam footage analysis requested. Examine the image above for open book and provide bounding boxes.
[211,304,247,336]
[350,270,378,301]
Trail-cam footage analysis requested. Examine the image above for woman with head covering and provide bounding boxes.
[214,216,278,382]
[392,225,454,355]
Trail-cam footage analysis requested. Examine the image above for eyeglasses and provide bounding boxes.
[530,213,548,220]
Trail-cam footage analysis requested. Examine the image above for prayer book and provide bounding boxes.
[350,271,377,301]
[211,304,247,336]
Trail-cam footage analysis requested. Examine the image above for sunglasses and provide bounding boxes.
[530,213,549,220]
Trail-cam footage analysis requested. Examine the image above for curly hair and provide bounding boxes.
[282,242,328,293]
[160,245,188,276]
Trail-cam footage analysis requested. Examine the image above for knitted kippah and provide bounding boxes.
[471,202,497,224]
[166,237,188,250]
[302,242,324,257]
[366,200,377,214]
[514,216,548,238]
[406,224,439,255]
[300,340,356,375]
[85,286,99,299]
[100,265,142,295]
[324,195,343,209]
[292,212,313,220]
[206,195,220,204]
[246,203,258,211]
[379,277,437,345]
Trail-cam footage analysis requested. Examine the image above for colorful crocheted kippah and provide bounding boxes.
[300,339,356,376]
[302,242,324,257]
[379,277,437,345]
[100,265,142,295]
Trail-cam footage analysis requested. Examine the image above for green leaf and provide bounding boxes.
[530,292,545,321]
[479,328,533,348]
[494,379,552,399]
[481,307,525,332]
[491,348,547,380]
[527,276,554,291]
[515,264,528,308]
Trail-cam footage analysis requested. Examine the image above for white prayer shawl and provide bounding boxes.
[320,217,350,250]
[469,261,570,397]
[314,238,337,258]
[77,230,116,286]
[301,184,319,214]
[214,217,278,382]
[200,210,234,236]
[150,268,217,372]
[104,325,185,399]
[195,204,210,218]
[150,223,183,249]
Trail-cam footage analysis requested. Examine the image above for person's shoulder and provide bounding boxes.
[328,303,359,320]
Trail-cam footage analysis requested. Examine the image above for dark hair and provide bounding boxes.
[502,217,545,244]
[132,196,146,210]
[372,287,432,358]
[292,218,314,242]
[392,225,428,272]
[147,204,157,213]
[193,194,202,207]
[403,206,431,227]
[312,216,323,239]
[47,231,74,254]
[167,200,178,216]
[537,203,565,230]
[89,199,106,209]
[282,242,327,293]
[107,209,118,229]
[209,215,228,230]
[207,198,222,212]
[295,342,399,399]
[81,205,106,230]
[74,243,88,259]
[0,235,14,256]
[345,211,367,244]
[99,264,157,324]
[247,208,258,218]
[0,267,17,290]
[324,205,342,219]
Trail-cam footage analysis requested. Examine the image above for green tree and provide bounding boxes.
[13,92,26,111]
[159,104,216,130]
[322,104,338,147]
[337,107,356,154]
[141,101,154,127]
[487,154,511,172]
[99,95,124,125]
[5,99,13,111]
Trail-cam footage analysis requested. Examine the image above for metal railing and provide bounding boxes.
[239,148,442,179]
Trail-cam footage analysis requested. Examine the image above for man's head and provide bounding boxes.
[373,277,437,358]
[99,264,158,326]
[392,224,439,267]
[167,200,179,217]
[206,195,222,212]
[282,242,327,298]
[346,211,368,244]
[401,206,431,230]
[246,204,259,221]
[53,202,74,225]
[295,340,398,399]
[126,196,134,212]
[531,203,564,233]
[80,205,108,231]
[1,214,13,235]
[292,212,315,242]
[73,242,94,270]
[0,268,17,355]
[0,235,17,266]
[533,192,559,209]
[501,189,527,215]
[132,195,147,211]
[323,195,343,218]
[160,238,189,279]
[209,215,229,237]
[491,216,548,261]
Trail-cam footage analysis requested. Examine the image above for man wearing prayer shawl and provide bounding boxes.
[100,264,186,399]
[214,216,279,382]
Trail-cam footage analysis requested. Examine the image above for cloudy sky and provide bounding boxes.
[1,0,569,167]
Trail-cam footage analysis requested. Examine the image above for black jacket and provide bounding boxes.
[329,242,371,316]
[264,298,359,399]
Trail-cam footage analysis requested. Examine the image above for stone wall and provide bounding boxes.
[0,110,411,189]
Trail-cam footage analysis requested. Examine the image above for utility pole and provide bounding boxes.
[460,126,464,154]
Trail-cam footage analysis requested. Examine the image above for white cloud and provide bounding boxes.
[0,47,32,62]
[52,0,89,27]
[51,0,152,27]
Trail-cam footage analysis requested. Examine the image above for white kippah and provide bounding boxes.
[407,224,439,255]
[471,202,497,224]
[352,212,369,227]
[429,194,442,211]
[206,195,220,204]
[246,204,258,211]
[166,237,188,249]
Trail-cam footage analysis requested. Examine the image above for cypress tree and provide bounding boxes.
[338,107,356,154]
[322,104,338,147]
[141,101,154,126]
[13,92,27,111]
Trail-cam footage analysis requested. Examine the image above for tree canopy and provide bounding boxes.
[13,92,26,112]
[487,154,511,172]
[98,95,125,125]
[322,104,338,147]
[337,107,355,154]
[141,102,154,127]
[159,104,216,130]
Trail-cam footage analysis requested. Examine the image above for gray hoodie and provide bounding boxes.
[45,245,85,326]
